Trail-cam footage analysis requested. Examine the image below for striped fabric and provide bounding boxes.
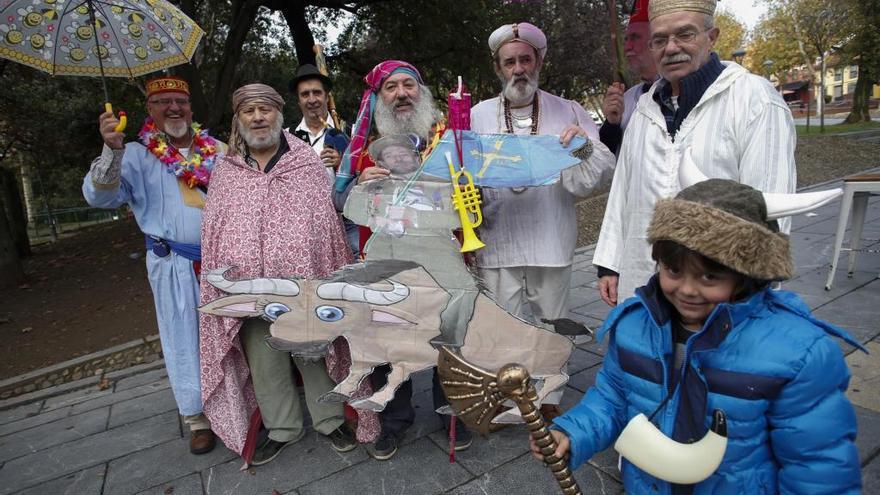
[593,61,797,301]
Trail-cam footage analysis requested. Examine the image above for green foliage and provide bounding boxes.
[328,0,613,120]
[713,9,746,61]
[0,0,616,212]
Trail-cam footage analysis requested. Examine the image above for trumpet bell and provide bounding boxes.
[460,228,486,252]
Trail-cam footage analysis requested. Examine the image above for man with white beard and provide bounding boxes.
[199,83,357,466]
[593,0,796,305]
[84,76,222,456]
[470,23,616,341]
[338,60,476,460]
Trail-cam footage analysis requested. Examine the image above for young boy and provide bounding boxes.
[535,178,863,493]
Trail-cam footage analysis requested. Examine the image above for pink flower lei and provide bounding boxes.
[138,117,218,188]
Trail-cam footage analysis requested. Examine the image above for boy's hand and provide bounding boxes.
[530,429,570,462]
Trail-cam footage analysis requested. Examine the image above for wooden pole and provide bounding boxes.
[606,0,627,83]
[313,44,342,130]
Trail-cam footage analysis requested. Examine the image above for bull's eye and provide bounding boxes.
[315,305,344,322]
[263,303,290,321]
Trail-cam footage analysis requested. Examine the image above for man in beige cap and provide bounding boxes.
[593,0,796,306]
[471,22,615,336]
[199,83,356,466]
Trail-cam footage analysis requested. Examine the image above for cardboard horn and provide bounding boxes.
[614,409,728,484]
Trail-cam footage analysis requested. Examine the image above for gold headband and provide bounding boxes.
[146,77,189,97]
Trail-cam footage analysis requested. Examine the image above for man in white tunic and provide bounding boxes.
[83,77,221,454]
[599,0,659,155]
[470,22,616,325]
[593,0,796,305]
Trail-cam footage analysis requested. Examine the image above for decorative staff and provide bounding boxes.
[313,44,342,130]
[438,348,582,494]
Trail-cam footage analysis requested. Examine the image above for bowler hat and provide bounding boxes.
[289,64,333,93]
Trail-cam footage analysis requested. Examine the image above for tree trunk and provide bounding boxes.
[0,197,24,289]
[819,54,826,132]
[0,167,30,257]
[187,0,262,131]
[173,0,209,125]
[843,65,873,124]
[279,1,317,67]
[18,158,35,225]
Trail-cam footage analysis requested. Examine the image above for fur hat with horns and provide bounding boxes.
[647,149,842,281]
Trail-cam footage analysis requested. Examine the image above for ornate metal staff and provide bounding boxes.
[438,348,582,495]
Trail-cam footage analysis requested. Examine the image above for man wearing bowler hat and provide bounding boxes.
[289,64,358,254]
[289,64,347,178]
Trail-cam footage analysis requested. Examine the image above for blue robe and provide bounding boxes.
[83,143,204,416]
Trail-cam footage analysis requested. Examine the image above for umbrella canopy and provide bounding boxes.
[0,0,203,78]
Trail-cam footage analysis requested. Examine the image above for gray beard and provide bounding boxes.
[374,89,439,139]
[164,120,190,139]
[239,113,284,151]
[500,71,539,104]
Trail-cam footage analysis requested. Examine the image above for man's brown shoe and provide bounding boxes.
[190,429,216,455]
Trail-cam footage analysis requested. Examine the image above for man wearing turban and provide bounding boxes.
[470,23,616,352]
[198,83,358,466]
[337,60,476,461]
[593,0,796,305]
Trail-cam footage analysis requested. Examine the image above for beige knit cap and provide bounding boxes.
[648,0,716,21]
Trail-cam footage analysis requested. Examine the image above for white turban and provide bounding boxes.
[488,22,547,59]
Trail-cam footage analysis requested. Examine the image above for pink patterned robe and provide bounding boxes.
[199,131,379,459]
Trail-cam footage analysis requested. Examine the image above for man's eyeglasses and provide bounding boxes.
[648,30,704,51]
[148,97,191,107]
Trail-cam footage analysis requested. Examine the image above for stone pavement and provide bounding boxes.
[1,175,879,494]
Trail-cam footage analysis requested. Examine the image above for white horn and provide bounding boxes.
[679,148,710,189]
[205,267,300,296]
[316,280,410,305]
[614,410,728,485]
[763,188,843,220]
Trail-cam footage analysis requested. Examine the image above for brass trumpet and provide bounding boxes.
[445,152,486,252]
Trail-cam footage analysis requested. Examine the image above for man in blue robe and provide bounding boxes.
[82,76,221,455]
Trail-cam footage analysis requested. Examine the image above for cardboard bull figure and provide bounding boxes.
[200,260,572,421]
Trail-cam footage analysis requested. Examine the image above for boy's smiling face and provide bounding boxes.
[658,261,737,330]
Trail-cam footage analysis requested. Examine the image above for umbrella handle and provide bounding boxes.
[105,103,127,133]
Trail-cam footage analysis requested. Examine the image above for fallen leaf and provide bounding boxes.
[98,378,111,391]
[164,487,174,494]
[21,327,32,334]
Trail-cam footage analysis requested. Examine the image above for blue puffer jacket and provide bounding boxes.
[554,277,863,494]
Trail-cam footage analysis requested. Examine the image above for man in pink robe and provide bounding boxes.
[198,83,377,465]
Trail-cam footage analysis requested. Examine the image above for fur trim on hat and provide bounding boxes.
[648,198,793,281]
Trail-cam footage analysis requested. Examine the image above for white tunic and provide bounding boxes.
[470,90,616,268]
[593,62,797,300]
[620,81,649,130]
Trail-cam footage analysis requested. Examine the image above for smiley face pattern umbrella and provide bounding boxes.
[0,0,203,78]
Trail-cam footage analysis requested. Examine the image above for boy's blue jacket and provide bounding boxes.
[553,277,864,494]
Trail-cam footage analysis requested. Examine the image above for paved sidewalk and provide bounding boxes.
[1,176,879,494]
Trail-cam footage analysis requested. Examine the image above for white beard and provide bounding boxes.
[500,70,539,104]
[239,113,284,151]
[374,87,439,140]
[164,120,190,139]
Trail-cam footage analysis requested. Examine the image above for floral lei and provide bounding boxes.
[139,117,218,188]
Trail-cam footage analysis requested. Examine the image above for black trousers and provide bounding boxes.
[369,365,453,437]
